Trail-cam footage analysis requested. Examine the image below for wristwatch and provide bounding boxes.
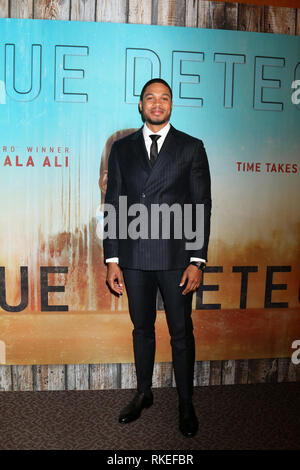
[190,261,206,272]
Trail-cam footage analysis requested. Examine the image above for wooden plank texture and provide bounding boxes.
[66,364,89,390]
[216,0,300,7]
[47,365,66,390]
[0,366,12,391]
[120,363,137,389]
[209,360,223,385]
[128,0,152,24]
[224,1,238,29]
[33,0,70,20]
[33,365,50,391]
[234,359,249,383]
[11,365,33,391]
[71,0,95,21]
[10,0,33,18]
[247,358,278,383]
[89,363,121,389]
[264,4,297,33]
[96,0,127,23]
[194,360,211,386]
[222,359,236,384]
[186,0,198,27]
[155,0,186,26]
[152,362,173,387]
[238,3,264,31]
[287,360,300,381]
[0,0,8,16]
[198,0,226,28]
[197,0,238,30]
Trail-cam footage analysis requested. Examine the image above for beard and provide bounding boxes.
[140,108,171,126]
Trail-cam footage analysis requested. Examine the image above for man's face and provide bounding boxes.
[139,82,172,127]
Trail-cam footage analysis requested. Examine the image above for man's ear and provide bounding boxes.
[138,100,142,113]
[99,170,108,194]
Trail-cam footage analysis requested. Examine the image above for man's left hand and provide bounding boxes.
[179,264,203,295]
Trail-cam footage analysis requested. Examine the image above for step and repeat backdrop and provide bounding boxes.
[0,18,299,365]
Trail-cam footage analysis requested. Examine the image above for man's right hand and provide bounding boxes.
[106,262,124,295]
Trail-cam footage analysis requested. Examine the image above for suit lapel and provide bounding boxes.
[131,127,152,176]
[148,125,177,176]
[144,125,178,193]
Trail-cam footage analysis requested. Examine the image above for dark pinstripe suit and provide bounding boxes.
[103,124,211,400]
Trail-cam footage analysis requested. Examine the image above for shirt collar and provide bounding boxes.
[143,122,171,140]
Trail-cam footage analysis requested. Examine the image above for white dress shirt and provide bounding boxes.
[143,121,171,156]
[106,122,206,265]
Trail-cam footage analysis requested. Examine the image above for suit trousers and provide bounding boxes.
[122,268,195,402]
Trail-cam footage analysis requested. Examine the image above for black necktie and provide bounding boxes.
[149,134,161,166]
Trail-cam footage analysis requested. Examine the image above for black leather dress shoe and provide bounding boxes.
[119,391,153,424]
[179,401,199,437]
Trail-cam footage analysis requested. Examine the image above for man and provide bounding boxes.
[103,78,211,437]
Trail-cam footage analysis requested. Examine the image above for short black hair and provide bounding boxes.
[140,78,173,101]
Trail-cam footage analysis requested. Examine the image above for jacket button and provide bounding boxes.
[141,193,146,198]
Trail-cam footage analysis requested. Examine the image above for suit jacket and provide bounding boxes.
[103,124,211,270]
